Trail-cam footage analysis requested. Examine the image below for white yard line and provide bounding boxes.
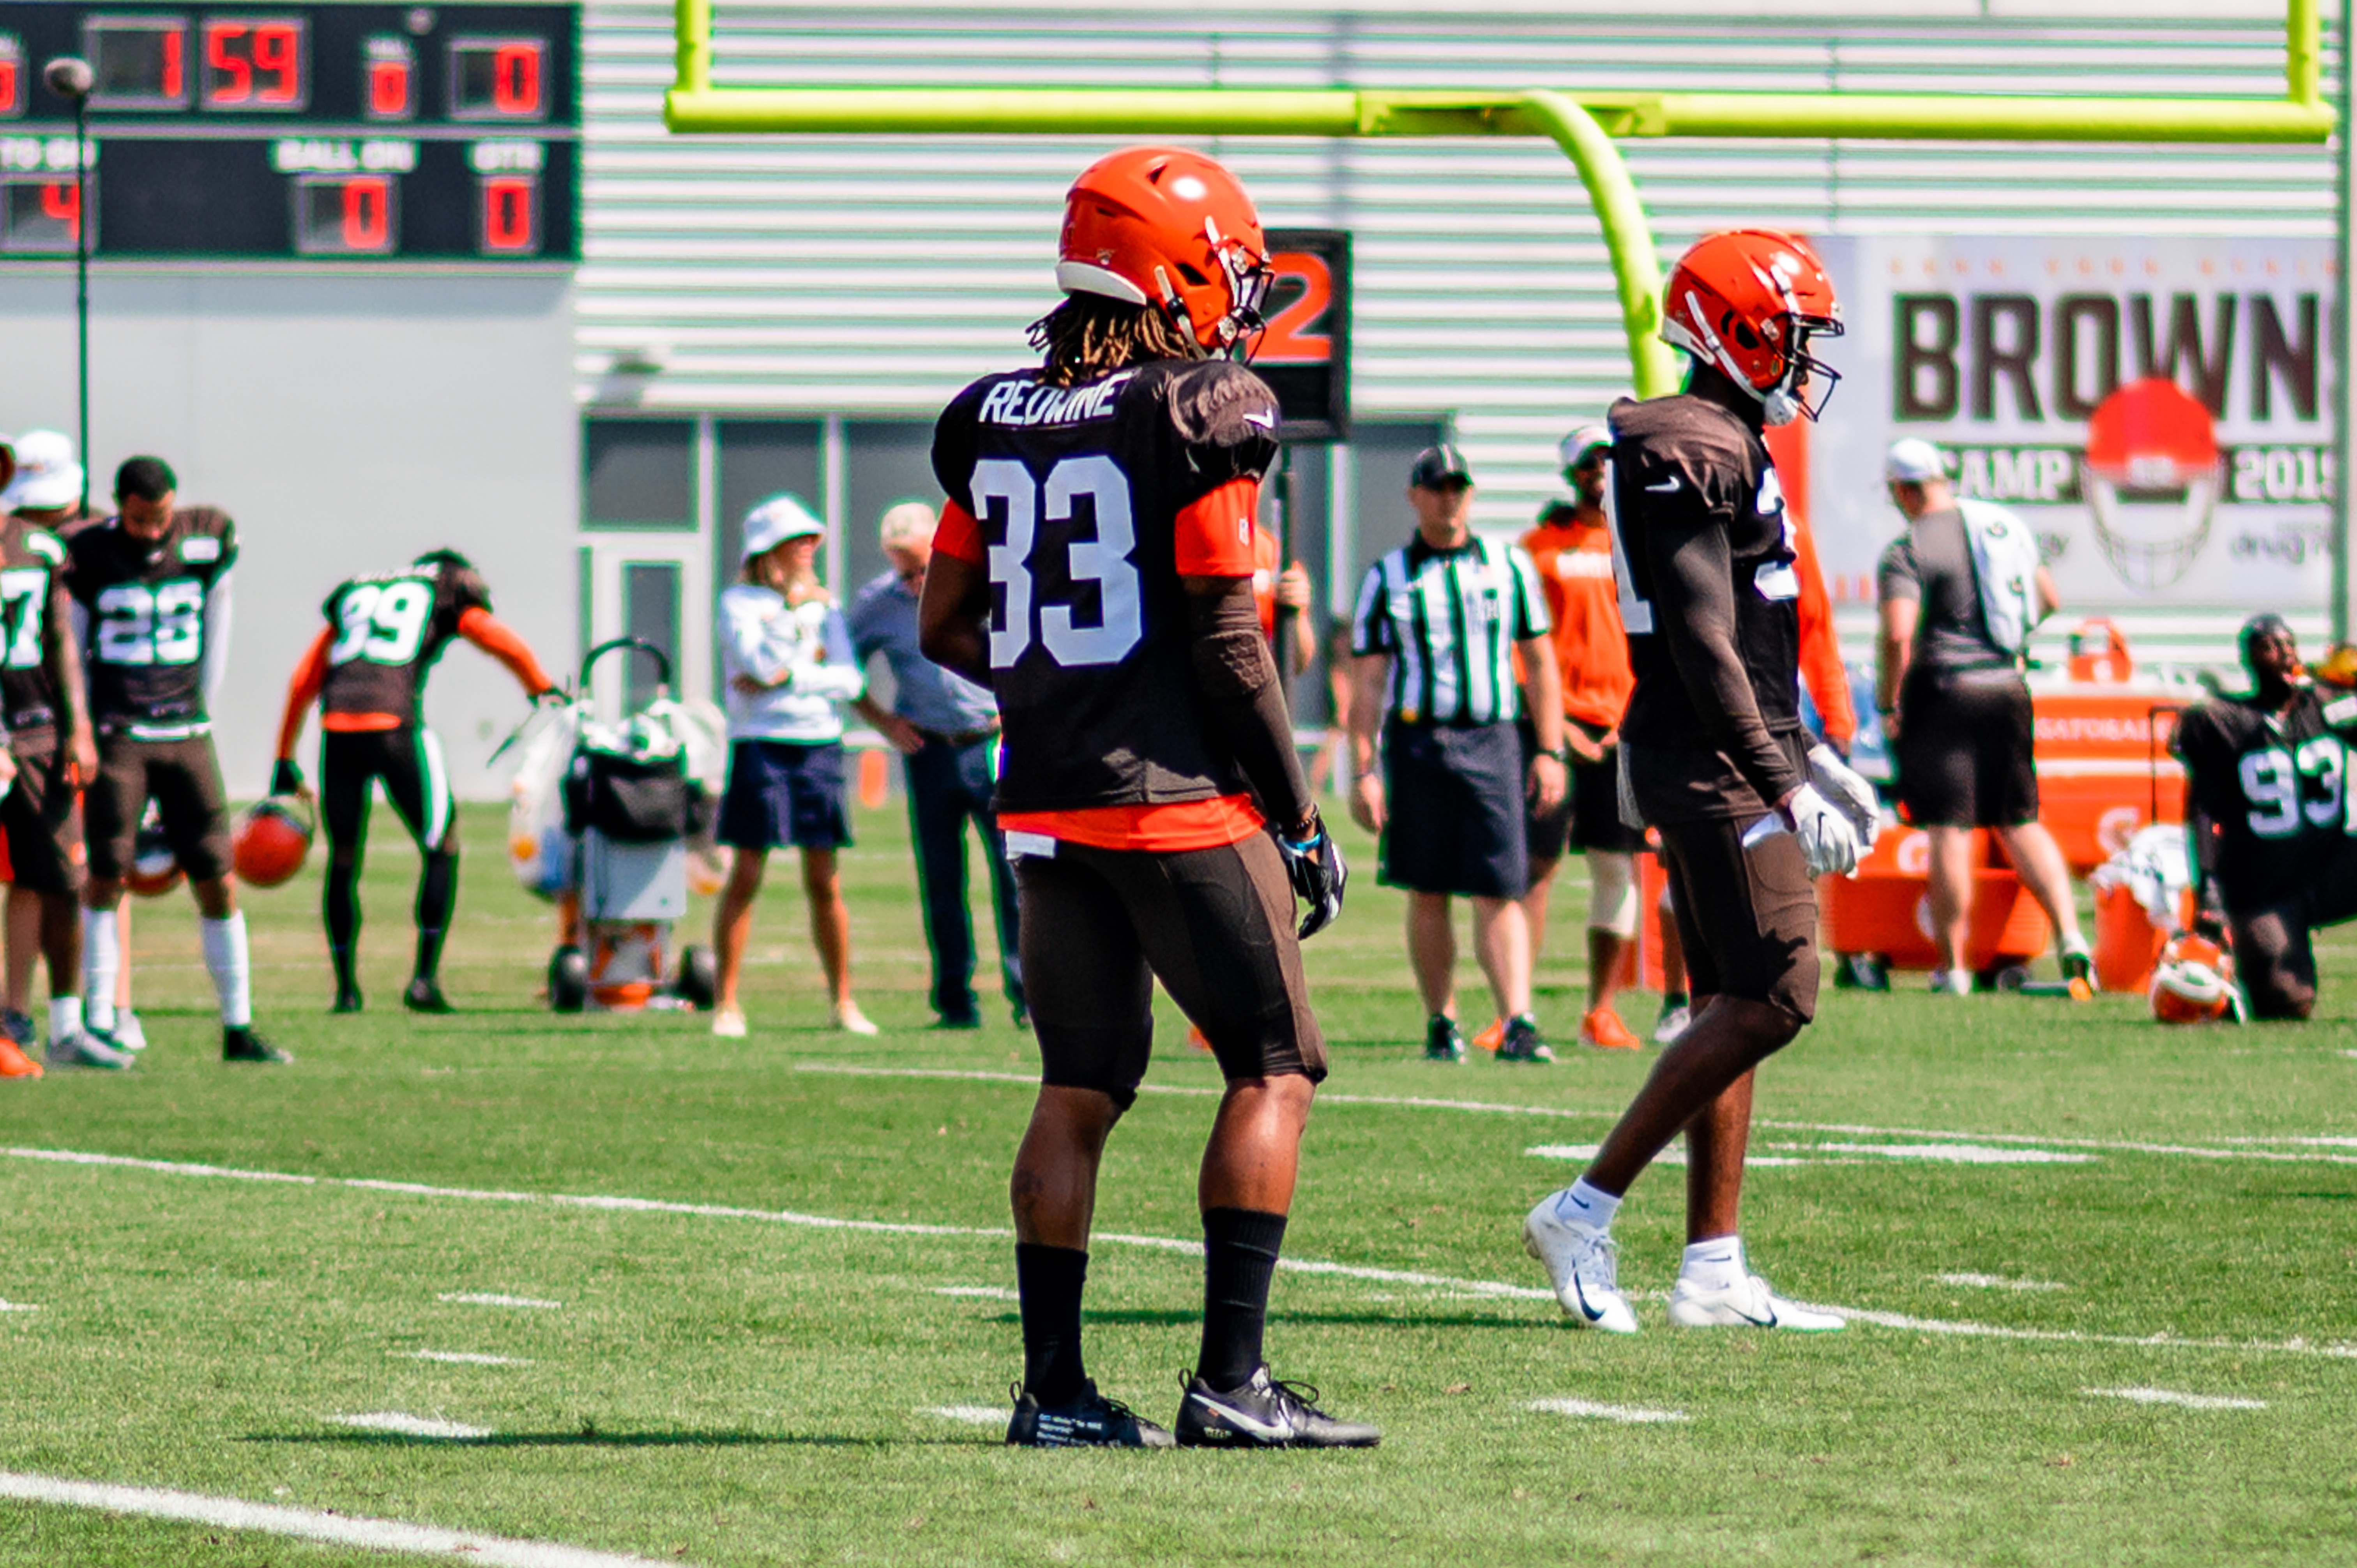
[921,1406,1008,1425]
[10,1144,2354,1358]
[1524,1142,1815,1168]
[401,1350,532,1366]
[0,1471,683,1566]
[0,1301,35,1312]
[438,1292,562,1310]
[2084,1386,2268,1410]
[1936,1273,2068,1292]
[1527,1397,1688,1424]
[1804,1143,2097,1165]
[327,1413,493,1439]
[931,1286,1019,1301]
[783,1066,2357,1165]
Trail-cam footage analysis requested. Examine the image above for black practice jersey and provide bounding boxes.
[319,558,493,721]
[0,516,72,733]
[1606,392,1807,818]
[64,507,238,732]
[931,358,1280,814]
[2172,685,2357,912]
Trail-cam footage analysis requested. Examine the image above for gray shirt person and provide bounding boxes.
[1875,509,2012,678]
[848,569,998,736]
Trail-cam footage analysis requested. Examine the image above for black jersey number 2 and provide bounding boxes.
[973,457,1141,670]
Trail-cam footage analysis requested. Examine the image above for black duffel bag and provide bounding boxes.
[563,751,707,843]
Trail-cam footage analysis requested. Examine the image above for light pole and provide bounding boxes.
[42,56,92,514]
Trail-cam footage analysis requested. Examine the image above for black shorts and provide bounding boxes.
[2,727,85,896]
[87,733,231,885]
[1655,814,1819,1025]
[1519,719,1643,864]
[1012,832,1325,1110]
[2228,837,2357,1020]
[1380,721,1526,899]
[1896,670,2038,829]
[323,726,456,855]
[718,739,851,852]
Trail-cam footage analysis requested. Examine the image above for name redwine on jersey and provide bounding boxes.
[0,516,72,731]
[931,359,1279,814]
[2173,686,2357,911]
[318,558,493,720]
[64,507,237,730]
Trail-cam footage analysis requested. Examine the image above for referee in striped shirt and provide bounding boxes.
[1348,444,1569,1064]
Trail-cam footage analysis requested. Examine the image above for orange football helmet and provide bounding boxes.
[1661,229,1843,425]
[1056,146,1272,355]
[2149,933,2240,1024]
[233,797,314,888]
[125,812,183,898]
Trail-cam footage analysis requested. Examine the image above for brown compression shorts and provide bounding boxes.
[1656,814,1820,1026]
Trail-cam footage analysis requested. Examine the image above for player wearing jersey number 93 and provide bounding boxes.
[919,145,1374,1452]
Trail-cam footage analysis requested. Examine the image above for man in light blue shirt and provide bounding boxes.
[849,501,1024,1028]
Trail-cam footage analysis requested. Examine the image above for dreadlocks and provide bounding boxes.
[1028,295,1198,387]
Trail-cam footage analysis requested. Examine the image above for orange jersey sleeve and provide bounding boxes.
[1791,514,1855,749]
[1174,478,1260,579]
[276,627,331,759]
[457,606,556,697]
[1521,521,1634,731]
[933,497,983,567]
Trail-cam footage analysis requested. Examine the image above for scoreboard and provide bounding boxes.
[0,3,577,262]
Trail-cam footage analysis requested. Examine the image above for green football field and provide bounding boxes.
[0,799,2352,1567]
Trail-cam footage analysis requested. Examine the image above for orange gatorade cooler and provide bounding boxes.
[1821,825,2050,978]
[2028,674,2193,877]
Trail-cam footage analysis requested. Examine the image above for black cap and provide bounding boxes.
[1408,443,1473,489]
[2239,611,2295,675]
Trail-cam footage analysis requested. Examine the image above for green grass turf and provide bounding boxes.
[0,798,2353,1567]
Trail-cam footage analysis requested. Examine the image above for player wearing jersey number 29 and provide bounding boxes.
[64,457,285,1063]
[274,550,559,1014]
[921,145,1369,1451]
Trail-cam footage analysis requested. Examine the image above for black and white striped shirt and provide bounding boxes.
[1351,533,1551,725]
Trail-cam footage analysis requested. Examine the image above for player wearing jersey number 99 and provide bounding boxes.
[274,549,559,1015]
[64,457,286,1063]
[919,145,1374,1452]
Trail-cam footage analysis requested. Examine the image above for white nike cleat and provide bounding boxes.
[831,1002,880,1037]
[1666,1272,1845,1331]
[710,1006,747,1039]
[1521,1192,1638,1333]
[110,1012,148,1052]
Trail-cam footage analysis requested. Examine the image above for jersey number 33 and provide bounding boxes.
[975,456,1140,670]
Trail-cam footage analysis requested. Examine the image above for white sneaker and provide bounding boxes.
[110,1012,147,1052]
[1652,1002,1691,1045]
[1521,1193,1638,1333]
[831,1002,880,1037]
[710,1006,747,1039]
[1928,969,1971,997]
[46,1031,134,1071]
[1666,1271,1845,1331]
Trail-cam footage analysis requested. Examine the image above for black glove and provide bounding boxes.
[271,759,304,798]
[2192,900,2228,947]
[1276,813,1347,940]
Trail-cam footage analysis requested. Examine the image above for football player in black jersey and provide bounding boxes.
[2173,613,2357,1020]
[1523,231,1875,1334]
[919,147,1368,1450]
[0,434,108,1070]
[274,550,558,1013]
[64,456,286,1064]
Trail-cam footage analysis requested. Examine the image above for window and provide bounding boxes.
[584,418,694,531]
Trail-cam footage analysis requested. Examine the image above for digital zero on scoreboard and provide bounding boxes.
[0,3,577,262]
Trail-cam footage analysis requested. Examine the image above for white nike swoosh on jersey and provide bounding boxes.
[1190,1391,1294,1441]
[1244,411,1276,429]
[1645,477,1680,493]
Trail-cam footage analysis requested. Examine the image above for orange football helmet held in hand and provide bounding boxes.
[1056,146,1273,356]
[2149,932,2241,1025]
[1661,228,1844,425]
[233,796,314,888]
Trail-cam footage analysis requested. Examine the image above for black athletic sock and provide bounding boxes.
[1197,1206,1287,1392]
[1014,1243,1090,1406]
[413,848,459,983]
[325,852,362,994]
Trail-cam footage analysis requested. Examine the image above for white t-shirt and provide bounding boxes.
[717,583,864,742]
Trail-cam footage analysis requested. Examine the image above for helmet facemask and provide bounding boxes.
[1151,216,1272,360]
[1764,314,1843,425]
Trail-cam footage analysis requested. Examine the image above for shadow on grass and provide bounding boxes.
[245,1429,977,1448]
[1005,1308,1531,1330]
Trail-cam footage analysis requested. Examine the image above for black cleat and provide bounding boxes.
[1175,1365,1381,1449]
[1005,1381,1173,1448]
[0,1010,32,1048]
[403,978,454,1014]
[1497,1013,1555,1065]
[1424,1014,1466,1063]
[332,985,364,1014]
[223,1026,293,1064]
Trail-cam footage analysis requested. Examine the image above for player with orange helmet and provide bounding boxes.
[233,796,314,888]
[920,145,1368,1451]
[1525,229,1870,1337]
[2149,932,2242,1025]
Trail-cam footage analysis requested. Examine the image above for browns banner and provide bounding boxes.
[1800,235,2334,611]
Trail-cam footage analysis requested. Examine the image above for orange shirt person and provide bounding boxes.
[274,550,556,1014]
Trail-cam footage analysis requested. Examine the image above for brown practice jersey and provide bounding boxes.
[0,516,74,733]
[2172,685,2357,913]
[63,507,238,733]
[318,557,493,722]
[930,358,1277,816]
[1605,392,1808,819]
